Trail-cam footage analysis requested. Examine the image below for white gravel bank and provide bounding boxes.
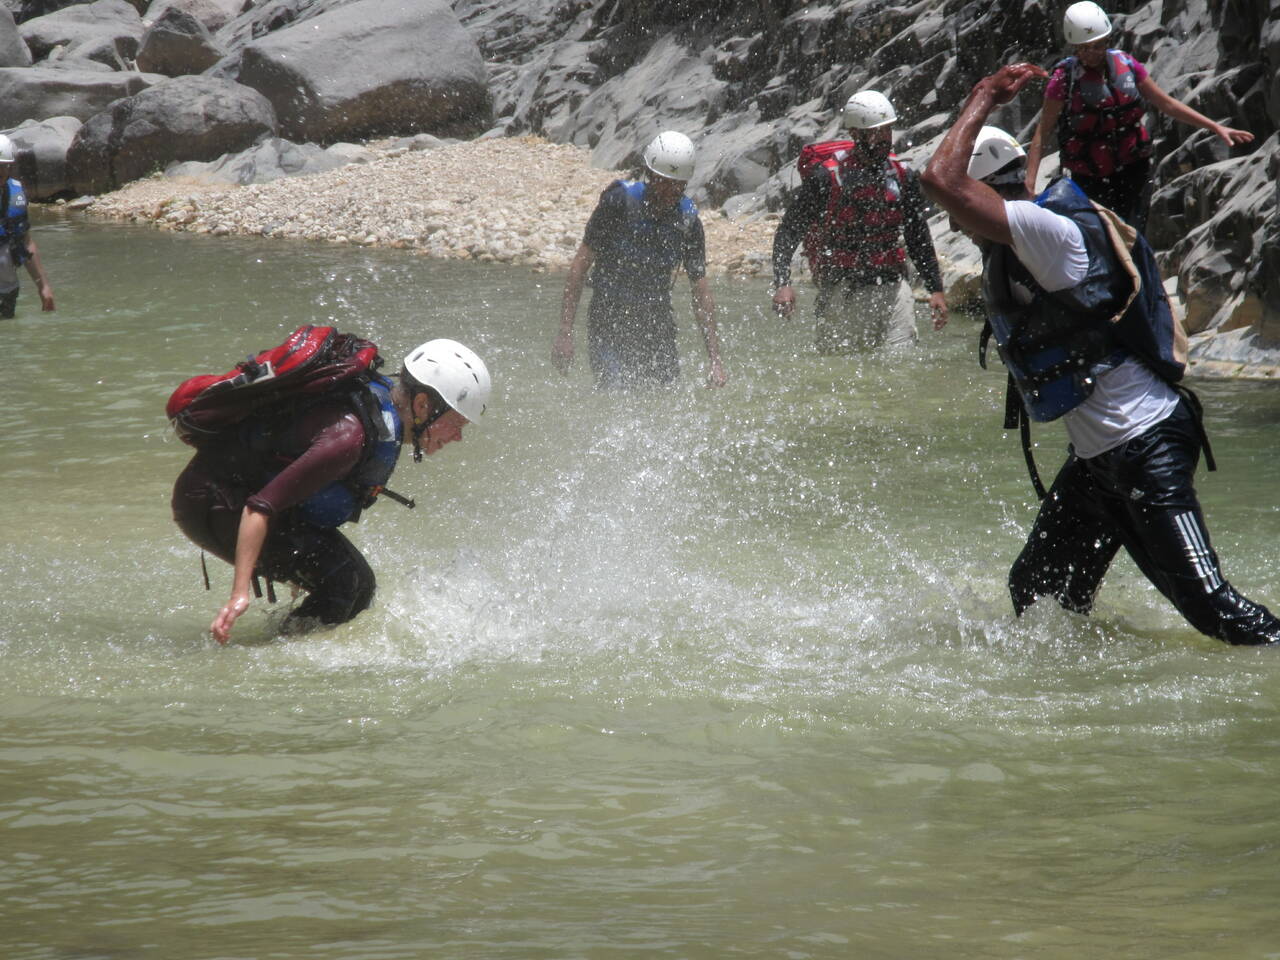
[83,135,780,278]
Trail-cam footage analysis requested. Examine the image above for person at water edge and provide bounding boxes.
[921,62,1280,645]
[172,338,490,644]
[1024,0,1254,230]
[0,134,55,319]
[553,130,726,389]
[770,89,948,353]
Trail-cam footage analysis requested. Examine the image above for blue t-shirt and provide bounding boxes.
[584,180,706,305]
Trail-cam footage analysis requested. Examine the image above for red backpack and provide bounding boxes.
[167,325,383,446]
[796,140,854,181]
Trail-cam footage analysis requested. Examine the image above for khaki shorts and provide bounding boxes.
[814,277,917,354]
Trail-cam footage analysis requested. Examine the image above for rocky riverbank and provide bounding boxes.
[81,135,785,279]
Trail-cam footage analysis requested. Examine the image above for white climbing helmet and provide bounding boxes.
[403,338,491,423]
[968,125,1027,184]
[1063,1,1113,45]
[642,130,696,181]
[842,90,897,130]
[0,135,14,163]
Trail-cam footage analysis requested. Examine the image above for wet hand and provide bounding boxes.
[929,291,949,330]
[551,331,574,373]
[1215,124,1254,147]
[981,63,1048,105]
[772,285,796,319]
[211,592,251,645]
[38,284,54,312]
[707,358,727,388]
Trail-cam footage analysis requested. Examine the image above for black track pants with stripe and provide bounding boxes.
[1009,399,1280,645]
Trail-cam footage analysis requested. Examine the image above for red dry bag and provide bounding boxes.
[166,325,382,446]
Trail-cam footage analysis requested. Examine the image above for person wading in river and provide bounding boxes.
[922,62,1280,646]
[171,335,490,643]
[771,90,948,352]
[553,130,726,389]
[1024,1,1254,230]
[0,134,55,319]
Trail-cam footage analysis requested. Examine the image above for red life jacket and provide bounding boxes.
[797,142,908,278]
[167,325,382,447]
[1057,49,1152,178]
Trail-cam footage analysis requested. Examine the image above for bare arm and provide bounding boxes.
[210,506,269,644]
[922,63,1048,247]
[1138,77,1255,147]
[553,243,595,374]
[1024,96,1064,193]
[22,235,53,311]
[691,276,726,387]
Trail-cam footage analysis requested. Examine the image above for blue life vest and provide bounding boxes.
[981,178,1183,422]
[1,178,30,264]
[246,375,404,529]
[295,376,403,528]
[589,179,698,302]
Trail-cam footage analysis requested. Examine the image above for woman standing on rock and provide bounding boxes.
[553,131,726,390]
[1024,0,1254,230]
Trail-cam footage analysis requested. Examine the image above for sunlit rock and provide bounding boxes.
[66,74,276,193]
[1,114,81,198]
[18,0,143,62]
[233,0,490,144]
[136,4,222,75]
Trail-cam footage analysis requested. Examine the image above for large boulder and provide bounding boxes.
[234,0,490,143]
[18,0,143,61]
[2,114,81,197]
[136,4,222,75]
[0,66,160,126]
[0,5,31,66]
[9,0,87,23]
[65,74,275,193]
[213,0,355,55]
[147,0,244,35]
[164,136,370,185]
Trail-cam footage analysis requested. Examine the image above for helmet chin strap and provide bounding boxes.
[411,396,448,463]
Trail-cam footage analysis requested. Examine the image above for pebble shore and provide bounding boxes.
[83,135,781,279]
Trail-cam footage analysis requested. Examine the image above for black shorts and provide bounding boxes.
[0,287,18,319]
[172,454,376,628]
[586,296,680,389]
[1069,158,1152,232]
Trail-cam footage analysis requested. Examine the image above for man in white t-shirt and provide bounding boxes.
[0,134,55,319]
[920,63,1280,646]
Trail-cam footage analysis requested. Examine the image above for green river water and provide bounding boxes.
[3,213,1280,959]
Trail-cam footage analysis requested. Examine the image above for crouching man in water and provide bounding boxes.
[553,130,726,389]
[921,63,1280,645]
[172,339,490,644]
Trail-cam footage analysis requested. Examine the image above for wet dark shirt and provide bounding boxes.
[209,401,365,518]
[584,180,707,306]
